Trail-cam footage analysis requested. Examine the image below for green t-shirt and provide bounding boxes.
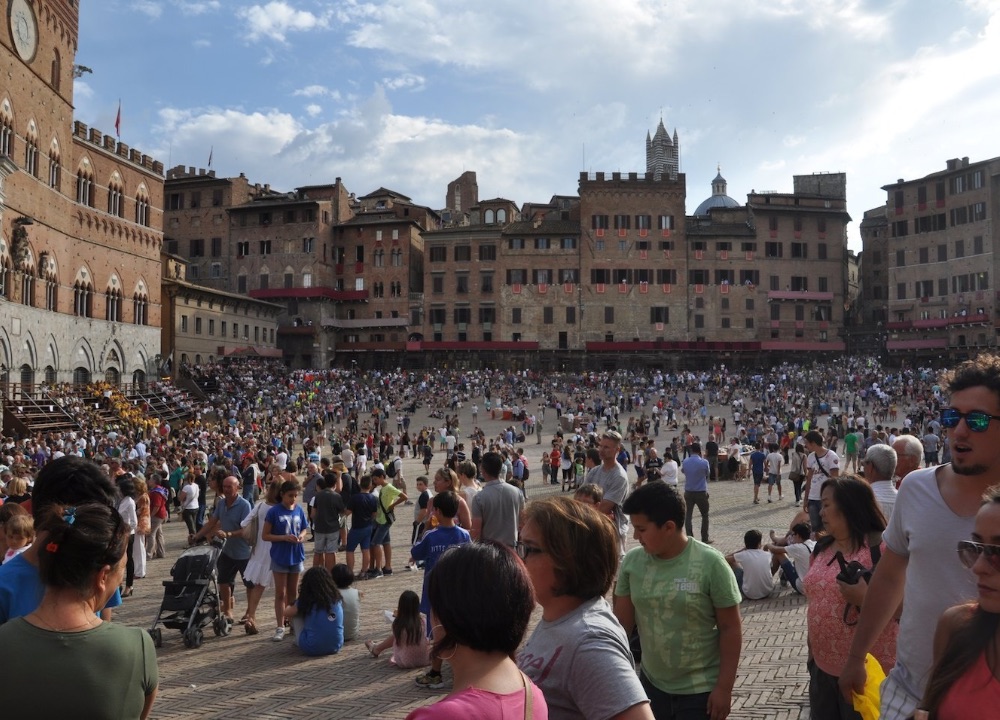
[844,432,858,454]
[615,539,741,694]
[0,618,157,718]
[375,482,402,525]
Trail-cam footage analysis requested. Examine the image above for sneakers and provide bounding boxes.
[415,671,445,689]
[767,498,773,503]
[366,569,383,580]
[272,627,286,642]
[382,567,393,576]
[753,499,760,505]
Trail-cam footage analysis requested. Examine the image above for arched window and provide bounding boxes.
[47,139,60,189]
[51,49,61,91]
[24,123,39,178]
[40,253,57,311]
[373,249,384,267]
[0,256,12,299]
[485,209,495,224]
[0,108,12,157]
[73,366,92,385]
[74,279,94,317]
[19,252,35,307]
[132,292,149,325]
[302,271,312,288]
[44,365,56,384]
[107,173,125,217]
[105,367,120,385]
[105,285,123,322]
[135,186,150,226]
[497,209,507,223]
[76,165,95,207]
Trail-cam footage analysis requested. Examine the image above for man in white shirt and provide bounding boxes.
[726,530,774,600]
[863,444,898,521]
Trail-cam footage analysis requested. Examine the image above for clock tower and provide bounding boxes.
[0,1,165,390]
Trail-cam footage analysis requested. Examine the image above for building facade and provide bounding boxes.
[871,156,1000,361]
[161,256,282,369]
[1,1,163,391]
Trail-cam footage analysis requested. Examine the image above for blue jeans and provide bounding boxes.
[639,671,711,720]
[780,559,803,594]
[808,499,823,534]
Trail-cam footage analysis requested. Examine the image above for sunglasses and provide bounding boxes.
[957,540,1000,571]
[515,541,545,560]
[941,408,1000,433]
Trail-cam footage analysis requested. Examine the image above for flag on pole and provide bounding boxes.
[207,146,213,168]
[114,100,121,137]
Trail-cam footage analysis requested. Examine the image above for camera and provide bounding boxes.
[832,551,872,585]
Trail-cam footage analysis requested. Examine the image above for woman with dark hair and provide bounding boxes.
[517,496,652,720]
[117,477,138,598]
[282,566,343,656]
[0,502,158,717]
[406,542,547,720]
[804,475,897,720]
[916,486,1000,719]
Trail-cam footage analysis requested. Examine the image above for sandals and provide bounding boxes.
[245,618,259,635]
[365,639,379,658]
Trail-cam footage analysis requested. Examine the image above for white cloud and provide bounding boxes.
[152,88,547,205]
[783,135,805,148]
[305,104,322,117]
[131,0,163,18]
[193,38,212,48]
[382,73,425,91]
[173,0,221,14]
[293,84,340,100]
[237,2,332,42]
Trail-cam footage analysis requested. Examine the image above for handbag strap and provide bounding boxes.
[520,671,533,720]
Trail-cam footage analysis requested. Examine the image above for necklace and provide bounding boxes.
[28,610,101,633]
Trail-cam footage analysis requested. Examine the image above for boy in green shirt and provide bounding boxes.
[614,481,742,720]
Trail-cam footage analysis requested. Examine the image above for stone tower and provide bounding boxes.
[645,119,680,180]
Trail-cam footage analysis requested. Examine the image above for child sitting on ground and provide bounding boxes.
[331,563,362,641]
[365,590,429,668]
[282,566,344,656]
[3,513,33,564]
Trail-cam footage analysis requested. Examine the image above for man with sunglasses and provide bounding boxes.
[840,355,1000,720]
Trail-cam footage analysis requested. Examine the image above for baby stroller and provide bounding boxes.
[148,540,231,649]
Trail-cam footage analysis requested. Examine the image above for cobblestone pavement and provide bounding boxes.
[114,405,812,719]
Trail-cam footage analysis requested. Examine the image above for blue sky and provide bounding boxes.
[75,1,1000,251]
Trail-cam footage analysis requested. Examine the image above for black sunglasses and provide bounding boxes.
[958,540,1000,572]
[941,408,1000,433]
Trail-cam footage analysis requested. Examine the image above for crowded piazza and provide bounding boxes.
[1,352,994,719]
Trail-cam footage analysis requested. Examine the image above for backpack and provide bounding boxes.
[386,459,398,478]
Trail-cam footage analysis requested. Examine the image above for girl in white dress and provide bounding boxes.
[239,480,280,635]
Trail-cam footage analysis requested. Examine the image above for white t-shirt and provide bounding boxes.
[806,450,840,501]
[882,466,978,704]
[784,539,815,593]
[766,451,783,475]
[180,482,200,510]
[734,548,774,599]
[661,459,679,485]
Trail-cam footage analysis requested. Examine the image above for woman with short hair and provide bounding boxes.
[406,542,546,719]
[517,496,652,720]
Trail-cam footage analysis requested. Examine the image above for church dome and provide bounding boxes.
[693,169,740,216]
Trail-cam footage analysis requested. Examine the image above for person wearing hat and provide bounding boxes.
[322,457,351,550]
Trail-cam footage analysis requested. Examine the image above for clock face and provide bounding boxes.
[9,0,38,63]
